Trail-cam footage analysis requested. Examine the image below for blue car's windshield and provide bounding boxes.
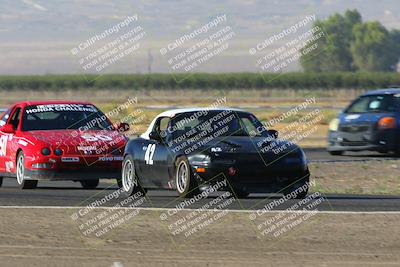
[345,94,400,114]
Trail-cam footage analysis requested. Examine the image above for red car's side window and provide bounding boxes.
[0,109,12,127]
[9,108,22,130]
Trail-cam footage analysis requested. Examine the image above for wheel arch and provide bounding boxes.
[16,148,23,163]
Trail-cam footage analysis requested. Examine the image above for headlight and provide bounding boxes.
[329,118,339,131]
[190,155,211,165]
[41,148,51,156]
[54,148,63,156]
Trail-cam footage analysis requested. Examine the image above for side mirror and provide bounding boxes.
[117,122,130,132]
[267,129,278,139]
[149,131,162,142]
[0,124,15,134]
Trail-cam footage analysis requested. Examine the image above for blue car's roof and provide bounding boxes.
[362,88,400,96]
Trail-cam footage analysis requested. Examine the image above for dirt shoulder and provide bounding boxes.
[310,160,400,195]
[0,208,398,266]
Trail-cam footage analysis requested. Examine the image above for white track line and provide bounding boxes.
[0,206,399,214]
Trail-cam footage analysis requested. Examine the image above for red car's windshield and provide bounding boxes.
[21,104,112,131]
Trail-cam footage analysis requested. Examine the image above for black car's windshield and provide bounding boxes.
[21,104,112,131]
[169,110,268,140]
[345,94,400,114]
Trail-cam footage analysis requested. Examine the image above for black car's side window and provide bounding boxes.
[153,116,171,140]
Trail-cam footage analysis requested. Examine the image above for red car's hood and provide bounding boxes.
[24,129,127,155]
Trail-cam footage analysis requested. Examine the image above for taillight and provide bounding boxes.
[378,117,396,129]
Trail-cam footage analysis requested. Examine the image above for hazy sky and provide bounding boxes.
[0,0,399,74]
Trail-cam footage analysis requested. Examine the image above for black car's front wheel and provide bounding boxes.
[16,152,37,189]
[229,188,249,198]
[120,155,146,197]
[175,157,200,198]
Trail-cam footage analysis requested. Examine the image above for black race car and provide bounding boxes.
[119,108,310,198]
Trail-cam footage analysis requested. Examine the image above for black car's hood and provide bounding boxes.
[190,136,302,156]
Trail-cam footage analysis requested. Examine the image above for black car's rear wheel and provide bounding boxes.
[120,155,146,197]
[80,179,99,189]
[175,157,200,198]
[16,152,37,189]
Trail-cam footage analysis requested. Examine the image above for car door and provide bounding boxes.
[0,108,12,173]
[139,116,171,188]
[0,106,20,174]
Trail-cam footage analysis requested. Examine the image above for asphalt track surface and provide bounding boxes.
[0,148,399,211]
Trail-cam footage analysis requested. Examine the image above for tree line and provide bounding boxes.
[300,10,400,72]
[1,72,400,90]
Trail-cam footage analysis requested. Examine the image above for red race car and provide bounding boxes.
[0,101,129,189]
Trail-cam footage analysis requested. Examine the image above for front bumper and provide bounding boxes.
[24,155,123,180]
[327,129,398,152]
[190,156,309,193]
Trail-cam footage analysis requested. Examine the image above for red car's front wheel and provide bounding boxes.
[16,152,37,189]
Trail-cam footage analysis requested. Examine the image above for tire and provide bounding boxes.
[175,157,200,198]
[120,155,146,197]
[329,150,344,156]
[116,177,123,188]
[394,143,400,157]
[16,152,37,189]
[80,179,99,189]
[231,188,250,198]
[283,175,310,199]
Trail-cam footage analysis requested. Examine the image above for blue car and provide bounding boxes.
[328,88,400,156]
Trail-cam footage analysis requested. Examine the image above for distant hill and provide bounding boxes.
[0,0,399,74]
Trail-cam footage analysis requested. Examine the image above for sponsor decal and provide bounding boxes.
[61,157,80,162]
[0,135,7,156]
[99,156,124,161]
[18,140,28,147]
[77,145,97,151]
[5,161,13,172]
[25,104,97,114]
[81,134,113,142]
